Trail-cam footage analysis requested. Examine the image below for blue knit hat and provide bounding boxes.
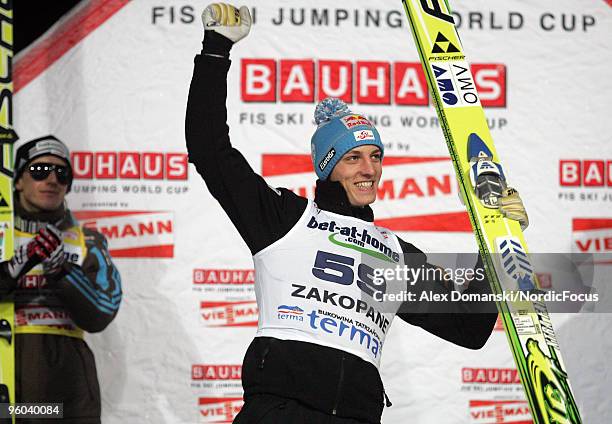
[311,98,384,180]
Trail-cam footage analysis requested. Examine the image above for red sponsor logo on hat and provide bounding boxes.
[354,130,375,141]
[341,114,372,129]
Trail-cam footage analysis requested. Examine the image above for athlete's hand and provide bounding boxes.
[41,225,67,275]
[5,225,63,280]
[202,3,251,44]
[499,187,529,230]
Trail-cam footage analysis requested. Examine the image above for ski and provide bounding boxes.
[0,2,16,422]
[400,1,581,423]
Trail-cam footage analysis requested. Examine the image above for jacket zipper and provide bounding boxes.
[258,339,274,369]
[331,354,346,415]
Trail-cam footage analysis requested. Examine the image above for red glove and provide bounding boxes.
[6,226,63,280]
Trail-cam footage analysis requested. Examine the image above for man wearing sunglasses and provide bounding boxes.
[0,135,122,423]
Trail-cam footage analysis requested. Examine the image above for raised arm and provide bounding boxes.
[185,3,306,254]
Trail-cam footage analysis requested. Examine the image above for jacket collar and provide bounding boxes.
[14,198,76,233]
[314,180,374,222]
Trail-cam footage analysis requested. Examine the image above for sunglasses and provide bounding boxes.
[28,163,72,185]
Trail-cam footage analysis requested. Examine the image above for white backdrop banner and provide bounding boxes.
[14,1,612,423]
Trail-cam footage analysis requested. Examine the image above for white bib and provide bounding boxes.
[253,201,404,368]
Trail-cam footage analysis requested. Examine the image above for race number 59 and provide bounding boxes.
[311,250,386,298]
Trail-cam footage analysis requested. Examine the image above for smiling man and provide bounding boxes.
[331,145,381,206]
[186,3,528,423]
[0,135,122,423]
[16,155,70,211]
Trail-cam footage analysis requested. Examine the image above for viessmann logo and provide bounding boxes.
[262,154,473,233]
[71,151,188,180]
[200,301,258,327]
[469,400,531,423]
[73,210,174,258]
[572,218,612,255]
[241,59,506,107]
[198,397,242,423]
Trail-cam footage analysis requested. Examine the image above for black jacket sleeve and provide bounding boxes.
[0,264,17,296]
[49,228,122,333]
[185,54,307,254]
[395,237,498,350]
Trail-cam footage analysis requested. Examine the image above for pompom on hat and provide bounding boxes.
[310,98,384,180]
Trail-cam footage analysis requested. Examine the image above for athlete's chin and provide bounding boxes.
[349,192,377,207]
[33,198,63,212]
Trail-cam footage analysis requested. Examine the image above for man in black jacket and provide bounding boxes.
[186,4,528,423]
[0,135,122,423]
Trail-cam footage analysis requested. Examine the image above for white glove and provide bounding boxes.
[202,3,251,44]
[499,187,529,230]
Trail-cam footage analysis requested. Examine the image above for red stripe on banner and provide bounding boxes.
[198,397,243,406]
[211,322,259,328]
[200,301,256,308]
[261,154,450,177]
[14,0,130,93]
[109,245,174,258]
[572,218,612,231]
[72,210,154,220]
[380,156,450,165]
[262,154,313,177]
[469,400,529,407]
[375,212,472,232]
